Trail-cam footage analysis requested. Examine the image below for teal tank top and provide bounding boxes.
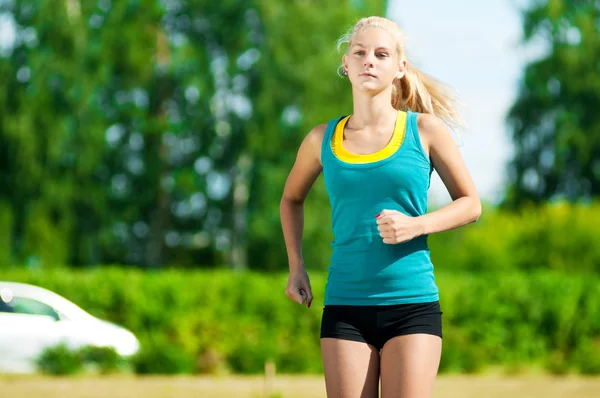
[320,110,439,306]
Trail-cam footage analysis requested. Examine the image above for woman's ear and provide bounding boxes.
[397,59,407,79]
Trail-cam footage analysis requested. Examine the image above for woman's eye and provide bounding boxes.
[355,51,365,55]
[377,53,388,58]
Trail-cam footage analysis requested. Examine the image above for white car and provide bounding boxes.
[0,281,140,374]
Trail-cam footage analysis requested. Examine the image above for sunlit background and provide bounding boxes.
[1,0,599,397]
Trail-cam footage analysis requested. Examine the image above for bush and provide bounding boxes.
[8,267,600,375]
[36,344,128,375]
[132,339,196,375]
[428,201,600,273]
[36,343,83,375]
[79,346,129,374]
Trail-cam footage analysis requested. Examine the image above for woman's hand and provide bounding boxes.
[375,209,424,244]
[285,267,313,308]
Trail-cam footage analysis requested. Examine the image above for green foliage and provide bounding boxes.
[78,345,129,374]
[0,201,13,268]
[506,0,600,205]
[132,338,196,375]
[7,267,600,375]
[36,343,83,376]
[428,201,600,272]
[36,343,128,375]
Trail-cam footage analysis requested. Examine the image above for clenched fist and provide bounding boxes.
[375,209,424,244]
[285,267,313,308]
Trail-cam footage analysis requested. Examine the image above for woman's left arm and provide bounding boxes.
[376,114,482,244]
[416,113,482,235]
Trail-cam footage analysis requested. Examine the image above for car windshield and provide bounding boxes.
[0,297,13,313]
[1,286,95,321]
[3,296,61,321]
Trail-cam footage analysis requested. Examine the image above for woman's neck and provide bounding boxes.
[349,87,397,128]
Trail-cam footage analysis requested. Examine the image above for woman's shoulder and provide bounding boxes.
[308,122,329,138]
[302,121,331,147]
[303,113,349,149]
[292,122,329,164]
[415,112,450,141]
[414,112,456,156]
[415,112,443,131]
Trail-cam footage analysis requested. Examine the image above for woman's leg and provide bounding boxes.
[379,334,441,398]
[321,338,381,398]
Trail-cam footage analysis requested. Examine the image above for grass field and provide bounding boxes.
[1,375,599,398]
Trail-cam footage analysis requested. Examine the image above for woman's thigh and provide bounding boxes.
[321,338,381,398]
[380,333,442,398]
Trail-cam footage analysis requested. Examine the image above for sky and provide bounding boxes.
[387,0,545,205]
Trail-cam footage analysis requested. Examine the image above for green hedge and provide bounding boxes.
[2,267,600,375]
[428,202,600,273]
[36,344,128,375]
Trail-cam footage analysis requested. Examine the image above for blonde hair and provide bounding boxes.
[337,16,465,131]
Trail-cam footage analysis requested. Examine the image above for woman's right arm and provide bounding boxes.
[280,123,327,307]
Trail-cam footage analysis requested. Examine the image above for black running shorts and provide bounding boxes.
[320,301,443,350]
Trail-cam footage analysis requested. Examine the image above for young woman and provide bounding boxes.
[280,16,481,398]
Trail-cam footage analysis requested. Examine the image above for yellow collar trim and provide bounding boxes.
[331,111,407,163]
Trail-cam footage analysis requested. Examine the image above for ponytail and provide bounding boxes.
[392,62,465,131]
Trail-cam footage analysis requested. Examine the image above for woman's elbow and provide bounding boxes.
[471,197,482,222]
[281,193,304,207]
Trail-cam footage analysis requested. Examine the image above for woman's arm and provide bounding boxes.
[416,113,482,235]
[280,123,327,306]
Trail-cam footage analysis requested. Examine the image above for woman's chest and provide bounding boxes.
[342,130,393,155]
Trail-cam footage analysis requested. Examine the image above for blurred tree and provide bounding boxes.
[505,0,600,206]
[93,0,258,268]
[0,0,386,269]
[0,0,256,268]
[0,1,86,268]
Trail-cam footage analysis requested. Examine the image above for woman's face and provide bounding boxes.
[343,27,405,93]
